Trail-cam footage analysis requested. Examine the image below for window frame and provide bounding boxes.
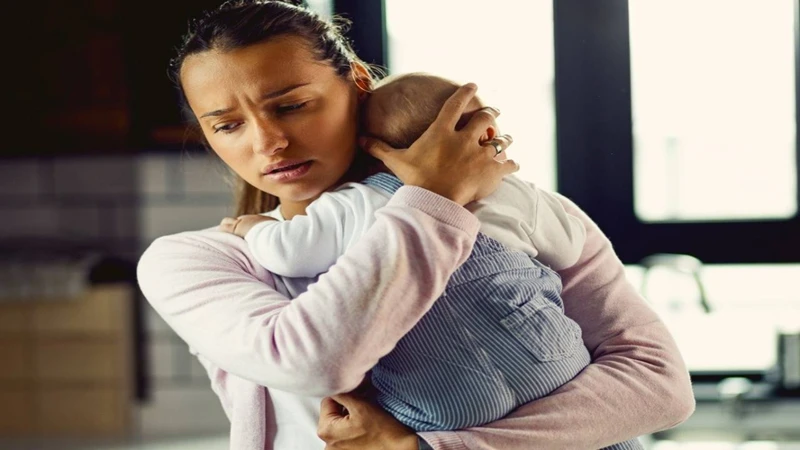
[339,0,800,264]
[332,0,387,68]
[553,0,800,264]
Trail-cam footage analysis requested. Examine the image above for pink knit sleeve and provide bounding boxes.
[420,193,695,449]
[137,186,480,397]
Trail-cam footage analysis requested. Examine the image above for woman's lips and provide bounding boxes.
[263,161,313,182]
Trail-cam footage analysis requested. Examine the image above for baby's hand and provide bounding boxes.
[219,214,276,238]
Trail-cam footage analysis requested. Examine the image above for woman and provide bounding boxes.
[137,1,695,449]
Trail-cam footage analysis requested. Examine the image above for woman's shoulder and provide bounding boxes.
[138,226,265,276]
[143,226,239,255]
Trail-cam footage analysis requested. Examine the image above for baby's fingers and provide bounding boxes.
[219,217,240,233]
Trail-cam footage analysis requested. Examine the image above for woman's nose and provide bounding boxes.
[251,118,288,155]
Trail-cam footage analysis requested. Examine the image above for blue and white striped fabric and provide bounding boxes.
[364,173,643,449]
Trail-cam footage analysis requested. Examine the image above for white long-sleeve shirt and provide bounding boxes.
[245,174,586,279]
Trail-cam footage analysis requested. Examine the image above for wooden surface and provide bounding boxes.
[0,284,134,437]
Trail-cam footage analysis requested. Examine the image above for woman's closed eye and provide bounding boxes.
[211,101,309,134]
[276,101,309,114]
[213,122,243,134]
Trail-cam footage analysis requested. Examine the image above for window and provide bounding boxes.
[305,0,333,19]
[385,0,557,191]
[629,0,797,222]
[554,0,800,264]
[625,263,800,375]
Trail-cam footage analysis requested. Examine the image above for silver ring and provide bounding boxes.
[488,139,504,156]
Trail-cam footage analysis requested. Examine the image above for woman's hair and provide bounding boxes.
[170,0,382,216]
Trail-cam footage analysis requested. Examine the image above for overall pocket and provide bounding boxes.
[499,296,583,362]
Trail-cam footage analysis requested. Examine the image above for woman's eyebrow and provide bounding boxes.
[199,83,311,119]
[261,83,311,100]
[200,108,233,119]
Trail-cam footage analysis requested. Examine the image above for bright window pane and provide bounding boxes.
[629,0,797,222]
[386,0,556,191]
[306,0,332,19]
[625,263,800,373]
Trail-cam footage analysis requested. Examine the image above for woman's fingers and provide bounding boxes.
[319,397,347,420]
[433,83,479,131]
[360,137,400,161]
[499,158,520,175]
[360,138,412,178]
[360,137,408,176]
[482,134,514,159]
[330,393,368,416]
[361,85,520,205]
[462,106,501,138]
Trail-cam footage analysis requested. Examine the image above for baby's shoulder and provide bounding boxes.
[328,181,393,202]
[482,175,540,208]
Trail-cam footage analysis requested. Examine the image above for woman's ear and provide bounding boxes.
[350,62,372,101]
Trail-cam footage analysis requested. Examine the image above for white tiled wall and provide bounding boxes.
[0,206,60,236]
[136,153,233,436]
[1,152,236,437]
[0,161,40,195]
[52,157,138,197]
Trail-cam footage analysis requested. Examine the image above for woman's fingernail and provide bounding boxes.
[465,83,477,91]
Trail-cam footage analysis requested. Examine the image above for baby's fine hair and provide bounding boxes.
[364,73,463,149]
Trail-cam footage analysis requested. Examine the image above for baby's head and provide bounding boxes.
[362,73,493,149]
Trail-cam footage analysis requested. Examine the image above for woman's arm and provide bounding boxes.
[138,187,480,397]
[418,193,695,449]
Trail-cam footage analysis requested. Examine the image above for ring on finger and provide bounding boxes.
[487,138,505,156]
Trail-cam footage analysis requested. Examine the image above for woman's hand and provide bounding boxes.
[361,83,519,206]
[317,393,419,450]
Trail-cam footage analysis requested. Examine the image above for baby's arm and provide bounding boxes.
[240,185,388,278]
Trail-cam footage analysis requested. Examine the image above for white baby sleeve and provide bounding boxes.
[244,184,388,278]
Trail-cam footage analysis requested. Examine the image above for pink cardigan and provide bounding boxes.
[137,186,695,449]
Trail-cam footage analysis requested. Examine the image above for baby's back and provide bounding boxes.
[361,173,590,431]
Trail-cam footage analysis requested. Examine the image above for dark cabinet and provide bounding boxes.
[5,1,220,156]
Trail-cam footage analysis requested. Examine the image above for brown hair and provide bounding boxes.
[170,0,383,215]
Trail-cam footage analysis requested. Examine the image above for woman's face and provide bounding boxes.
[180,36,361,216]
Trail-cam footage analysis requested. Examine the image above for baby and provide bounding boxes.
[220,73,641,448]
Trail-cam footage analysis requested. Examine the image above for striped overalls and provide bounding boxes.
[365,174,642,449]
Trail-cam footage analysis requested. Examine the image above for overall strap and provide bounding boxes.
[362,172,404,194]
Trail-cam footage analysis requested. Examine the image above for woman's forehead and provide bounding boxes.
[180,37,336,98]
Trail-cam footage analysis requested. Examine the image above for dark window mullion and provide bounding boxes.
[554,0,636,235]
[332,0,387,69]
[556,0,800,264]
